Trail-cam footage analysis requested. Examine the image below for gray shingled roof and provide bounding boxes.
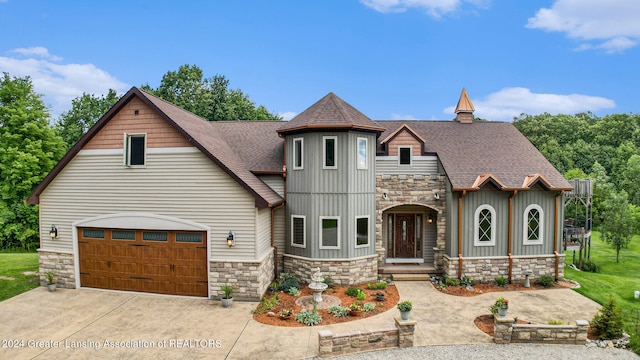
[376,121,572,190]
[277,92,385,135]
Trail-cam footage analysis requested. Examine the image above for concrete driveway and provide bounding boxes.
[0,282,602,359]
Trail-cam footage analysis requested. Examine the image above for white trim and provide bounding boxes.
[385,258,425,264]
[398,146,412,166]
[147,147,200,154]
[523,204,544,245]
[291,215,306,248]
[293,138,304,170]
[474,204,496,246]
[376,155,438,161]
[355,215,370,248]
[357,137,368,170]
[72,212,211,297]
[124,132,147,168]
[283,253,377,262]
[323,136,338,169]
[319,216,340,249]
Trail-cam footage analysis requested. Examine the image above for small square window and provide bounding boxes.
[399,147,411,165]
[125,134,146,166]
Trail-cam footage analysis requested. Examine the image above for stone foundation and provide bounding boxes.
[494,315,588,345]
[283,254,377,286]
[38,249,75,288]
[209,249,274,301]
[443,254,565,282]
[318,317,416,357]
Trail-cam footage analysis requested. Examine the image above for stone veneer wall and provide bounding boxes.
[442,254,565,281]
[375,174,447,270]
[283,254,377,286]
[494,315,588,345]
[38,249,75,288]
[318,318,416,357]
[210,249,274,301]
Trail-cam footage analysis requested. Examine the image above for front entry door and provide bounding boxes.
[394,214,415,258]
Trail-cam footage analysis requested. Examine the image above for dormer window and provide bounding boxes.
[323,136,337,169]
[125,133,146,167]
[399,146,411,165]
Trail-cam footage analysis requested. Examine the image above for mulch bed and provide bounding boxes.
[252,283,400,327]
[435,280,575,297]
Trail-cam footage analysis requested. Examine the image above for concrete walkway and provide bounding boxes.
[0,282,603,359]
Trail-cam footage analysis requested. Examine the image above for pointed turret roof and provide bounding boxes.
[454,88,475,113]
[277,93,385,136]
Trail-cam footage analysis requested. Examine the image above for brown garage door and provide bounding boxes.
[78,228,208,297]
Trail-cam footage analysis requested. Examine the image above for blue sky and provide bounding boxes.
[1,0,638,121]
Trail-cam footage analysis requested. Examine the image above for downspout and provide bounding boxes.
[553,190,565,281]
[508,190,518,283]
[270,140,287,280]
[458,190,466,278]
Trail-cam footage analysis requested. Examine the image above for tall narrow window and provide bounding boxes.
[323,136,337,169]
[320,216,340,249]
[356,216,369,247]
[399,146,411,165]
[293,138,303,170]
[474,204,496,246]
[357,137,368,169]
[291,215,306,248]
[125,133,146,166]
[523,204,543,245]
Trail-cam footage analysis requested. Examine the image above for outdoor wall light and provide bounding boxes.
[427,215,433,224]
[382,193,388,200]
[433,193,440,200]
[226,231,235,247]
[49,225,58,239]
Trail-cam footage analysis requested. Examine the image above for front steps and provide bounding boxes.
[378,263,439,281]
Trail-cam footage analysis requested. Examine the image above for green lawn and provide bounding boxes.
[0,252,39,301]
[564,231,640,352]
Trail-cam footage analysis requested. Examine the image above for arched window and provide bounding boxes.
[474,205,496,246]
[523,204,543,245]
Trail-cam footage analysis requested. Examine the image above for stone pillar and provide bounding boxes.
[575,320,589,344]
[395,317,417,348]
[318,330,334,357]
[493,314,514,344]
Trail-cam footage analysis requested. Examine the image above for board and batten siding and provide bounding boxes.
[512,190,560,255]
[39,148,259,260]
[460,190,510,258]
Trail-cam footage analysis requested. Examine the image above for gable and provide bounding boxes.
[84,97,192,150]
[386,129,423,156]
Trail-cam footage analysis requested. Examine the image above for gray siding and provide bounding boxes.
[273,207,285,273]
[512,190,556,256]
[285,131,377,259]
[39,148,259,260]
[375,156,438,175]
[462,190,510,257]
[259,175,285,197]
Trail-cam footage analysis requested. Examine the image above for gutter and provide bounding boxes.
[508,190,518,283]
[458,190,466,278]
[553,190,565,280]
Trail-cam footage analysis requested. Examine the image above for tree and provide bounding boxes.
[600,190,634,263]
[142,64,280,121]
[0,73,66,249]
[620,154,640,206]
[55,90,120,149]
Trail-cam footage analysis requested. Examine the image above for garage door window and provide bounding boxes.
[83,229,105,239]
[143,231,168,242]
[176,233,203,243]
[112,230,135,240]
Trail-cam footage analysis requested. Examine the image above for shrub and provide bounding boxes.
[495,276,507,287]
[536,275,554,288]
[445,277,461,287]
[366,281,388,290]
[581,259,601,273]
[345,287,360,297]
[356,289,366,301]
[287,287,300,296]
[295,310,322,326]
[323,276,333,287]
[397,300,413,312]
[362,302,375,312]
[278,278,299,293]
[460,276,473,287]
[253,294,279,314]
[591,297,624,339]
[328,306,350,318]
[547,319,564,325]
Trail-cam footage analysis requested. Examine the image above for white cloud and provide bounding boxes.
[527,0,640,53]
[391,113,417,120]
[0,47,128,117]
[443,87,615,121]
[360,0,486,17]
[278,111,297,121]
[10,46,62,61]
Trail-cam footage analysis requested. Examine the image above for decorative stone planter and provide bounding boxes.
[47,283,57,292]
[497,308,508,318]
[400,311,411,321]
[221,297,233,308]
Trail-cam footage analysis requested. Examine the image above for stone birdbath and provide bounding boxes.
[522,270,533,288]
[308,268,328,303]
